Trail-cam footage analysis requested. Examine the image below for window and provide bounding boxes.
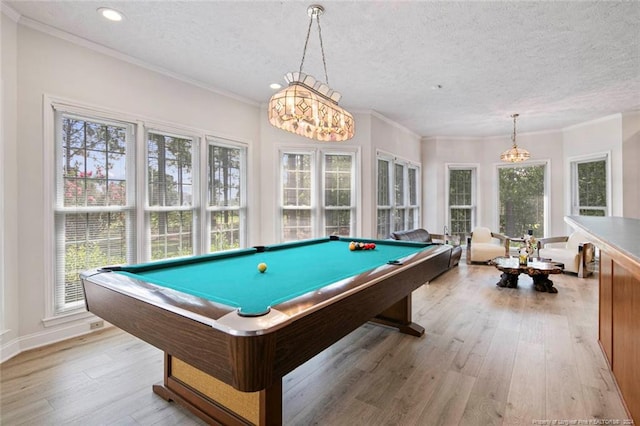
[376,153,420,238]
[407,167,419,230]
[498,163,547,238]
[377,158,392,239]
[208,140,247,251]
[323,154,355,236]
[571,155,608,217]
[49,102,248,316]
[281,152,313,241]
[280,149,357,241]
[55,113,135,313]
[147,131,195,260]
[447,166,476,239]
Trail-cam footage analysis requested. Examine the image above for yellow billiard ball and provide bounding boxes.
[257,262,267,273]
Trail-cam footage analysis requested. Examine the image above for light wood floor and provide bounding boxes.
[1,263,631,425]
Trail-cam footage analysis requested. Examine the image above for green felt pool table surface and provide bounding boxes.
[112,237,432,316]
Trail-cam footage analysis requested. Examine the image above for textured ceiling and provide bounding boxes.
[5,0,640,137]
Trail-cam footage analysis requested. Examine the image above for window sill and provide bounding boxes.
[41,309,96,328]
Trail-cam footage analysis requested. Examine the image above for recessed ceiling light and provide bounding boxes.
[97,7,124,22]
[270,83,282,90]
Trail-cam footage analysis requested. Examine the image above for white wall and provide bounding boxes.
[622,111,640,218]
[0,10,20,360]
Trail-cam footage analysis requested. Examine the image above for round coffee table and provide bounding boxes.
[490,256,564,293]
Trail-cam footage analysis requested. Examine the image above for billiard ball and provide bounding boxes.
[349,242,356,251]
[257,262,267,273]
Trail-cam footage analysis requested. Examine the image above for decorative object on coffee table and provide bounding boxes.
[490,256,564,293]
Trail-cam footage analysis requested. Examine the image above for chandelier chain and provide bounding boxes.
[512,113,519,145]
[298,8,329,85]
[316,14,329,85]
[298,13,313,75]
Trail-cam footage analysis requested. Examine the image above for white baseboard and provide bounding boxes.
[0,318,113,364]
[0,337,20,363]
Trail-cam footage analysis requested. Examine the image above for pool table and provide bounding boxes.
[81,236,452,425]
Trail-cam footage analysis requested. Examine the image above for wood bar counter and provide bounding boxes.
[566,216,640,424]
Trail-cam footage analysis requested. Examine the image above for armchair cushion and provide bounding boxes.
[471,227,493,243]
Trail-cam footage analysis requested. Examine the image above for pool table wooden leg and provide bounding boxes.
[370,294,425,337]
[154,353,283,426]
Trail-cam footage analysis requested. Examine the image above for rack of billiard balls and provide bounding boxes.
[349,241,376,251]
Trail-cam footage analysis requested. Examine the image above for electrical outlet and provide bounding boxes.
[90,320,104,330]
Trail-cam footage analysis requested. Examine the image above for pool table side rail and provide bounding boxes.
[81,243,449,336]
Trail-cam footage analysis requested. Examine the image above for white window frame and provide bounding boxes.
[376,155,393,239]
[205,137,248,251]
[406,164,421,230]
[279,149,316,241]
[376,151,421,237]
[569,151,611,217]
[144,128,200,261]
[278,147,359,241]
[445,164,478,237]
[43,96,250,323]
[321,150,358,237]
[494,159,550,237]
[52,109,137,316]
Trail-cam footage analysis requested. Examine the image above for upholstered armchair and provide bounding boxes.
[466,227,509,264]
[537,230,595,278]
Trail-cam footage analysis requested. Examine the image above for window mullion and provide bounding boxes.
[135,121,146,263]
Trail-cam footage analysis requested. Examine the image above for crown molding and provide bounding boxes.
[369,110,421,139]
[562,113,622,132]
[16,15,260,107]
[1,2,21,22]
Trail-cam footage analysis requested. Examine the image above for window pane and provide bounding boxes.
[210,210,241,252]
[61,118,128,207]
[577,160,606,209]
[499,165,545,237]
[282,210,312,241]
[60,211,128,310]
[450,208,472,238]
[449,169,472,206]
[377,209,391,239]
[377,159,390,206]
[150,211,193,260]
[408,168,417,205]
[407,207,418,230]
[579,208,606,217]
[325,210,352,236]
[209,145,242,208]
[324,154,352,207]
[394,208,406,231]
[394,164,405,206]
[282,154,311,207]
[147,133,193,207]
